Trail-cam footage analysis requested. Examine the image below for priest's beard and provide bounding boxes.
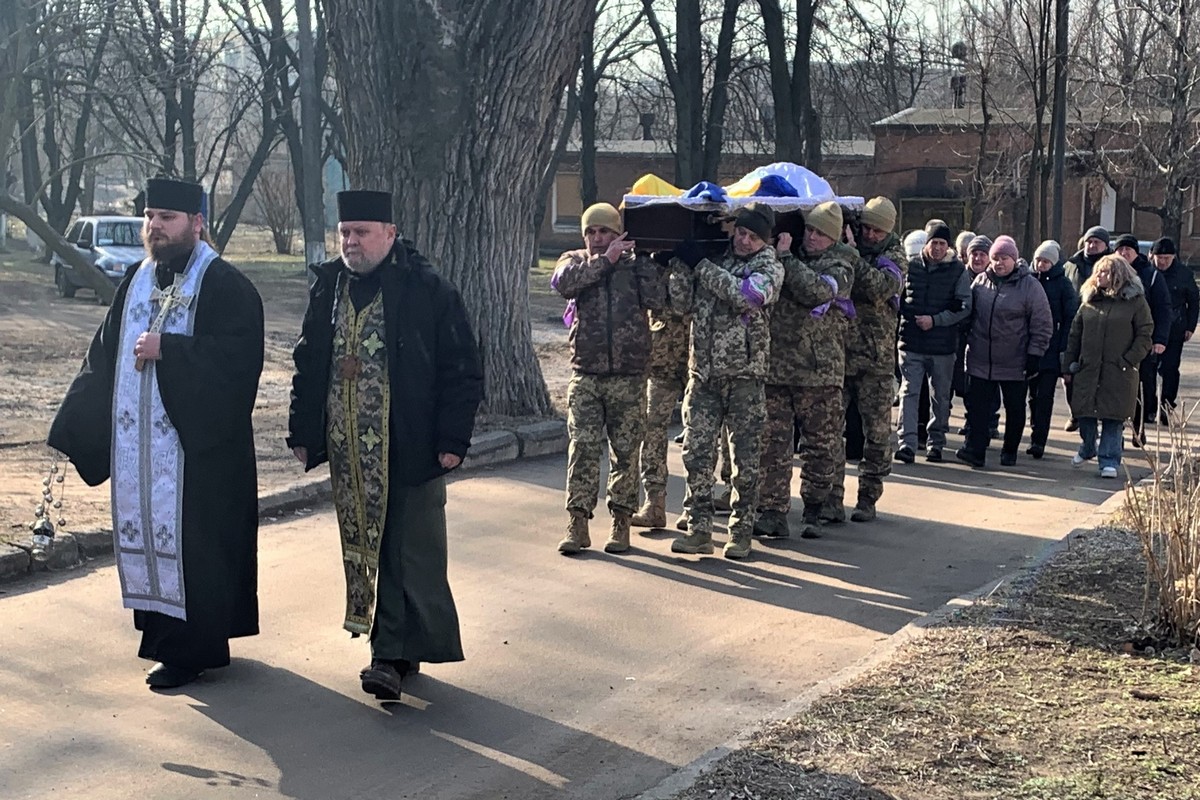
[146,230,199,264]
[342,254,385,275]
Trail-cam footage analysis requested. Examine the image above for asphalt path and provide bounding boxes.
[0,395,1166,799]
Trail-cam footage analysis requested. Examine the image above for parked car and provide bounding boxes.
[50,216,144,298]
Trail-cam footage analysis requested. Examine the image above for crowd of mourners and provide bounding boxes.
[551,200,1199,561]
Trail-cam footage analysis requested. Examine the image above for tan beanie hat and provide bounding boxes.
[580,203,622,235]
[806,201,843,242]
[860,197,896,232]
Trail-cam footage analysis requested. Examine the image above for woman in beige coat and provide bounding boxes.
[1061,255,1154,477]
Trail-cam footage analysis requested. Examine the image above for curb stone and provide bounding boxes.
[634,485,1134,800]
[0,423,568,585]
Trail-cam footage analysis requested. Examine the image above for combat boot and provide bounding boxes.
[630,491,667,528]
[604,513,632,553]
[819,500,846,524]
[671,529,714,555]
[723,534,752,559]
[753,509,790,539]
[557,513,591,555]
[713,484,732,513]
[800,503,823,539]
[850,503,876,522]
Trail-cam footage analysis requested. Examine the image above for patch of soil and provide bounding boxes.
[670,524,1200,800]
[0,250,569,541]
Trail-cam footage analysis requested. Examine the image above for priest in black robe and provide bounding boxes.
[287,189,483,701]
[48,178,264,689]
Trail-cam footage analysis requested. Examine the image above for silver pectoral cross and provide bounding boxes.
[135,274,194,371]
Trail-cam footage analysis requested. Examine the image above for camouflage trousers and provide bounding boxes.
[639,373,686,494]
[565,373,645,517]
[760,384,843,512]
[831,373,895,508]
[681,376,765,538]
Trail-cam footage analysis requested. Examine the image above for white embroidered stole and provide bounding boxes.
[110,242,217,620]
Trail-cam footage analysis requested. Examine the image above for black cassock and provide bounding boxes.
[49,252,265,670]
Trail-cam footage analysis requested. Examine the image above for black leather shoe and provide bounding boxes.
[146,662,203,689]
[894,446,915,464]
[360,661,403,700]
[999,451,1017,466]
[1026,444,1044,459]
[955,447,986,469]
[925,446,943,463]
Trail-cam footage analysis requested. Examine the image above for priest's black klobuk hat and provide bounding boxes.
[337,190,393,223]
[144,178,204,215]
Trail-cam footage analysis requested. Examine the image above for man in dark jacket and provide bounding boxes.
[552,203,665,555]
[287,190,484,702]
[1026,240,1078,458]
[896,220,973,463]
[1114,234,1172,442]
[1149,237,1199,418]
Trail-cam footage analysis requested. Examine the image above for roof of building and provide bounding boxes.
[565,139,875,158]
[873,106,1179,128]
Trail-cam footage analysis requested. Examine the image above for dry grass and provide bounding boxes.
[1125,403,1200,648]
[670,524,1200,800]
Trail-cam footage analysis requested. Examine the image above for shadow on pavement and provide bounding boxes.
[183,661,672,800]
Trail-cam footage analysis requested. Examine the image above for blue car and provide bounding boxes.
[51,215,144,298]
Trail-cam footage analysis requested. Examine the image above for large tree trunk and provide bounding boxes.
[0,194,117,304]
[325,0,591,416]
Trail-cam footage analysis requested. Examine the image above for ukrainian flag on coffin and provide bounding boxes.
[724,162,838,203]
[628,173,683,198]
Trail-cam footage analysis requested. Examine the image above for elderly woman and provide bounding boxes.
[955,236,1053,468]
[1061,254,1154,478]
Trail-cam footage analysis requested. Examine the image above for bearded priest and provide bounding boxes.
[48,177,265,690]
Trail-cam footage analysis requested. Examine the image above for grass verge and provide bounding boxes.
[670,523,1200,800]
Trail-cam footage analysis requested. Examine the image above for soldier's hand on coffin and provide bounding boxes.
[843,224,856,248]
[605,232,634,265]
[134,332,162,361]
[674,238,706,269]
[775,232,793,255]
[651,251,673,267]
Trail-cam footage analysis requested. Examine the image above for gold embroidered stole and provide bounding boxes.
[326,280,391,634]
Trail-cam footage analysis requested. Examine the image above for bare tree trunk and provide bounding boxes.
[296,0,327,265]
[579,37,599,208]
[796,0,821,173]
[673,0,703,185]
[702,0,740,180]
[325,0,592,416]
[532,85,579,243]
[759,0,801,161]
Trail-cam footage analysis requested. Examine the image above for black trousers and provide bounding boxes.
[965,377,1026,457]
[136,610,231,671]
[1158,338,1185,408]
[1026,369,1059,448]
[1134,354,1160,436]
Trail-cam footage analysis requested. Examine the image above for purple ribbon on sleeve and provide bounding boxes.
[877,257,903,310]
[562,299,576,328]
[811,274,857,319]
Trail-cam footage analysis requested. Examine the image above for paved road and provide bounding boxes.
[1,390,1152,800]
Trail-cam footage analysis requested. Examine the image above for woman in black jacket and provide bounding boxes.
[1026,240,1079,458]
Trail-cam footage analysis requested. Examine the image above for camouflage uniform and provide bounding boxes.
[830,233,907,512]
[552,249,664,517]
[670,246,783,545]
[759,242,856,519]
[639,304,690,496]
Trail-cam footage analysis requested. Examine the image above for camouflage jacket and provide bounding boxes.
[847,233,907,377]
[668,246,783,383]
[768,241,856,387]
[647,307,691,379]
[552,249,665,375]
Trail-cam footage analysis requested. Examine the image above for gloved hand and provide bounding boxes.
[674,239,706,269]
[1025,354,1041,377]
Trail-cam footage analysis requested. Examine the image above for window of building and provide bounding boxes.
[552,173,583,233]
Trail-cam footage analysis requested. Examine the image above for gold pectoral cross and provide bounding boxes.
[136,275,195,371]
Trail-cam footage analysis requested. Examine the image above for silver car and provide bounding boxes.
[51,215,145,298]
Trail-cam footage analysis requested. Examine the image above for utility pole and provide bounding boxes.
[1050,0,1069,241]
[296,0,326,265]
